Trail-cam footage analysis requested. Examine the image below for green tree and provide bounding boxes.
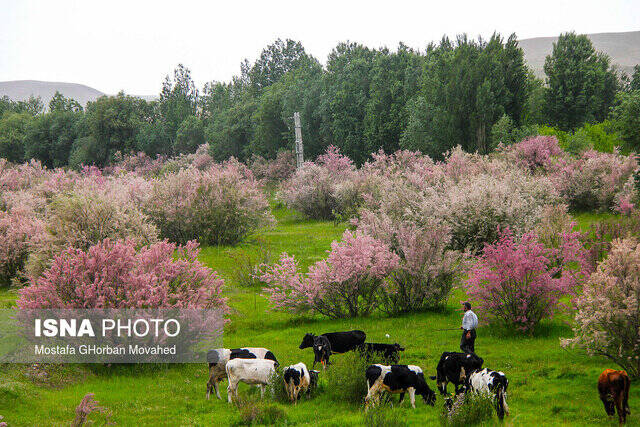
[628,65,640,92]
[24,110,85,167]
[48,91,82,112]
[251,84,289,158]
[612,90,640,151]
[83,93,150,165]
[159,64,198,140]
[543,32,618,130]
[173,115,205,155]
[245,39,317,94]
[0,112,31,162]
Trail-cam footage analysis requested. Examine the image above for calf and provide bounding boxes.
[225,358,277,403]
[365,364,436,409]
[430,352,483,396]
[467,368,509,420]
[299,330,366,354]
[598,369,631,424]
[357,343,405,363]
[283,362,319,403]
[206,347,278,400]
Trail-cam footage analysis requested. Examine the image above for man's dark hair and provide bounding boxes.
[463,302,471,310]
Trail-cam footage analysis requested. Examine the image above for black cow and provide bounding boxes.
[430,352,483,396]
[365,364,436,409]
[299,330,366,353]
[312,335,332,369]
[357,343,405,363]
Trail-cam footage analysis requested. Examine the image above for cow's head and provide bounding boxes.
[394,343,405,352]
[417,382,436,406]
[299,333,316,349]
[599,392,616,416]
[309,370,320,391]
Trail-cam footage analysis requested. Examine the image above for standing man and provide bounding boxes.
[460,301,478,353]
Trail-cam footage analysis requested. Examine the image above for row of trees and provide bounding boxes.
[1,33,640,167]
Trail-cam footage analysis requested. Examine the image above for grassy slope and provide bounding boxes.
[0,207,637,426]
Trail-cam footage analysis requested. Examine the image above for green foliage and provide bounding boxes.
[612,90,640,151]
[440,392,496,426]
[48,91,82,113]
[231,396,289,426]
[159,64,198,140]
[84,92,151,166]
[364,406,408,427]
[24,110,84,167]
[324,351,370,405]
[543,32,618,131]
[173,115,204,155]
[402,33,528,157]
[0,112,30,162]
[228,238,272,288]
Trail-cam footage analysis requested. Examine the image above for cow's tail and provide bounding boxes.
[623,375,631,415]
[496,385,508,419]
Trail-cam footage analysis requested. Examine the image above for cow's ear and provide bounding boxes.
[429,375,436,380]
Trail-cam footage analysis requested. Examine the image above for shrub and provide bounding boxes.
[17,239,227,310]
[231,397,288,426]
[0,196,45,285]
[357,214,462,314]
[25,188,158,280]
[324,351,370,404]
[440,171,559,253]
[145,159,274,246]
[229,240,272,288]
[261,231,399,318]
[278,145,359,220]
[500,135,563,173]
[440,391,496,426]
[248,150,296,184]
[466,229,587,333]
[551,149,637,211]
[562,238,640,378]
[364,406,408,427]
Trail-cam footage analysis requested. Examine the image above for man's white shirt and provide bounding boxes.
[462,310,478,330]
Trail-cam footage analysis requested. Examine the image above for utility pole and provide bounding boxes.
[293,112,304,168]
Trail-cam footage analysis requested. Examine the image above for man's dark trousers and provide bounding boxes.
[460,329,476,353]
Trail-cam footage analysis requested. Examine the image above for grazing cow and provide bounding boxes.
[430,352,483,396]
[225,358,278,403]
[467,368,509,420]
[598,369,631,424]
[312,335,332,369]
[206,347,278,400]
[299,330,366,354]
[365,364,436,409]
[283,362,319,403]
[357,343,405,363]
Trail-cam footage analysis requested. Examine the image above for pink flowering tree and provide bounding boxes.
[145,159,274,245]
[278,145,360,220]
[260,231,399,318]
[500,136,563,173]
[466,229,588,333]
[562,238,640,378]
[18,239,227,310]
[0,204,45,286]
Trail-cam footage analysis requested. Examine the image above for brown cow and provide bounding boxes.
[598,369,631,424]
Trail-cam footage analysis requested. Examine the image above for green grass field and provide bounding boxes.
[0,207,637,426]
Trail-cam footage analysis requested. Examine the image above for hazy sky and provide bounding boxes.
[1,0,638,95]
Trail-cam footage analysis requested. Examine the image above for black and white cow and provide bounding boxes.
[430,352,483,396]
[283,362,319,403]
[467,368,509,420]
[357,343,405,363]
[225,358,278,403]
[299,330,366,368]
[365,364,436,409]
[206,347,278,400]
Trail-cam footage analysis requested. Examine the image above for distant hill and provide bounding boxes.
[519,31,640,79]
[0,80,158,108]
[0,80,105,108]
